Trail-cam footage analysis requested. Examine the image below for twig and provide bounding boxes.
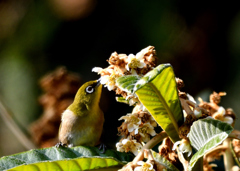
[204,144,227,157]
[133,131,168,164]
[229,130,240,140]
[143,131,168,150]
[180,98,193,115]
[223,138,234,171]
[0,98,37,150]
[177,147,189,171]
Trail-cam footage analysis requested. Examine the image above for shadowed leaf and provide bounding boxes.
[0,146,134,170]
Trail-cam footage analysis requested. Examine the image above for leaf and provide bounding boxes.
[188,118,233,170]
[116,96,129,104]
[116,75,140,93]
[0,146,134,170]
[118,64,184,142]
[151,150,180,171]
[134,64,183,142]
[8,157,123,171]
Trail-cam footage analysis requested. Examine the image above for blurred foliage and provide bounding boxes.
[0,2,240,169]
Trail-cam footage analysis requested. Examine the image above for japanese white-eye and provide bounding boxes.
[58,80,104,147]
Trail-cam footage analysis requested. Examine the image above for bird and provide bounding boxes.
[58,80,104,148]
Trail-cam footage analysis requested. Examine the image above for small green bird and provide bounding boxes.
[58,80,104,147]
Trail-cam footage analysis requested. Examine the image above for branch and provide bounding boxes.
[229,130,240,140]
[177,148,189,171]
[133,131,168,164]
[0,98,36,150]
[223,138,234,171]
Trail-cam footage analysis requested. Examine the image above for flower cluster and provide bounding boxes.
[134,161,155,171]
[93,46,239,171]
[198,91,235,126]
[93,46,158,155]
[92,46,157,97]
[174,79,237,163]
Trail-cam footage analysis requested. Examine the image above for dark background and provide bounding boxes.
[0,1,240,169]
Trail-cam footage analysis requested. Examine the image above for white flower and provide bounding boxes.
[126,94,140,106]
[119,113,141,132]
[172,138,192,157]
[100,75,115,91]
[213,106,233,125]
[137,102,148,112]
[218,106,226,115]
[223,116,233,125]
[93,69,122,91]
[134,161,155,171]
[135,122,156,142]
[193,108,202,118]
[187,93,196,103]
[126,53,146,74]
[149,115,157,127]
[116,139,142,156]
[92,67,103,73]
[183,110,187,122]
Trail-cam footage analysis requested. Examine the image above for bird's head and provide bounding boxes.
[69,80,103,113]
[77,79,102,105]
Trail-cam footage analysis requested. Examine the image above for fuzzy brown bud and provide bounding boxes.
[178,124,190,139]
[176,78,185,90]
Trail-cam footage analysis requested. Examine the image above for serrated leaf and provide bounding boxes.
[188,118,233,170]
[151,150,179,171]
[134,64,183,142]
[0,146,134,170]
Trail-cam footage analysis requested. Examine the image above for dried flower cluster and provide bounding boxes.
[30,67,81,147]
[158,137,180,167]
[93,46,158,155]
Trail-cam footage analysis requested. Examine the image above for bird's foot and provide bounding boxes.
[98,143,107,154]
[55,142,67,148]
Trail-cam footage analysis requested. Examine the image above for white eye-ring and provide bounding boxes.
[86,86,94,94]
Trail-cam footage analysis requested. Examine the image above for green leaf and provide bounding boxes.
[134,64,183,142]
[116,75,140,93]
[116,96,129,104]
[116,64,183,142]
[188,118,233,170]
[135,64,183,142]
[0,146,134,170]
[8,157,123,171]
[151,150,180,171]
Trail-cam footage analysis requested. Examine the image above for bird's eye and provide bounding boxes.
[85,86,95,94]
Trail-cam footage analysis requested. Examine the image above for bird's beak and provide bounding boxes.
[96,79,101,87]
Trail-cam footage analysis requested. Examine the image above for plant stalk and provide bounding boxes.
[133,131,168,164]
[223,138,234,171]
[0,98,36,150]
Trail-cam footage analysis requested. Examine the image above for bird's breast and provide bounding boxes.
[59,109,104,147]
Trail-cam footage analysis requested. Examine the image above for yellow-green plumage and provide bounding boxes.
[58,80,104,147]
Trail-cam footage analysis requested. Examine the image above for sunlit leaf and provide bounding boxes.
[134,64,183,142]
[0,146,134,170]
[8,157,123,171]
[117,64,183,142]
[188,118,233,170]
[116,96,129,104]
